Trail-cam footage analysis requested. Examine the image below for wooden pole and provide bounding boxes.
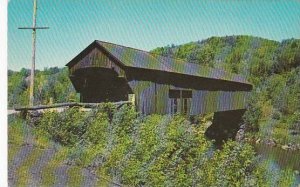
[18,0,49,106]
[29,0,38,106]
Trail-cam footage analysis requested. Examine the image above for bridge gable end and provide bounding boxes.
[67,42,126,77]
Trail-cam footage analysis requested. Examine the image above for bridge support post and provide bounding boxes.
[205,109,246,145]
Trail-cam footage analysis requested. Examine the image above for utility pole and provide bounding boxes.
[18,0,49,106]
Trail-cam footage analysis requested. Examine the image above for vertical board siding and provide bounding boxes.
[70,48,125,76]
[128,80,156,115]
[191,90,249,115]
[155,83,169,114]
[128,79,250,115]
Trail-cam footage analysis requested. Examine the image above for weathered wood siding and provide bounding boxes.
[190,91,249,115]
[69,48,125,77]
[128,80,156,115]
[127,79,249,115]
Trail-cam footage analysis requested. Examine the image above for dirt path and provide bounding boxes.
[29,147,58,187]
[81,168,98,187]
[8,145,34,186]
[54,165,70,187]
[8,126,35,187]
[8,119,118,187]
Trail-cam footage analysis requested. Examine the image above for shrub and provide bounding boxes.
[30,104,296,186]
[37,107,86,146]
[272,110,282,120]
[198,141,256,186]
[83,109,110,145]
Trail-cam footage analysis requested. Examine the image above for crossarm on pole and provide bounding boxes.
[18,27,49,30]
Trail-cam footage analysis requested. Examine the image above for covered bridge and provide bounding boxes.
[66,40,252,118]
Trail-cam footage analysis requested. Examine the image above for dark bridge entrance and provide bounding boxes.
[70,67,133,103]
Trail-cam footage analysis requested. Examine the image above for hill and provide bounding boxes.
[151,35,300,145]
[151,35,300,81]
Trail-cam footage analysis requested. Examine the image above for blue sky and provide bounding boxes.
[8,0,300,70]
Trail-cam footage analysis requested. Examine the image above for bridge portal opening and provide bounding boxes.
[70,67,133,103]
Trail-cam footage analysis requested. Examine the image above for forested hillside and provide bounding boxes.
[152,35,300,81]
[151,35,300,145]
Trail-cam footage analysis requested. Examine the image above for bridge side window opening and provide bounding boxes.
[169,89,192,115]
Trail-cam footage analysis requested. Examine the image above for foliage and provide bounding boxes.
[36,107,86,146]
[83,108,110,145]
[246,67,300,144]
[151,35,300,144]
[197,141,256,186]
[8,67,79,107]
[31,107,297,186]
[8,68,29,107]
[243,90,263,132]
[277,169,295,187]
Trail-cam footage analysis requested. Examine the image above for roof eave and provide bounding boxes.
[65,40,99,67]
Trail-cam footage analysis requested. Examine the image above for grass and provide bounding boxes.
[8,115,87,186]
[15,147,44,186]
[8,115,55,186]
[40,148,69,186]
[33,130,52,149]
[8,143,21,166]
[95,168,113,186]
[8,116,24,164]
[67,166,83,187]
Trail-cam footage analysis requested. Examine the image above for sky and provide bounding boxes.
[8,0,300,70]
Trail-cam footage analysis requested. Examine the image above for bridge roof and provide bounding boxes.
[67,40,250,85]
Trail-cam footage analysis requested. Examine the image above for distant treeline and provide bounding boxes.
[152,35,300,81]
[8,67,79,108]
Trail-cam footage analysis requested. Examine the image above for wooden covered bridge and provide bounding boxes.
[66,40,252,141]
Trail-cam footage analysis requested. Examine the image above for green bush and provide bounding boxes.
[37,107,86,146]
[31,104,297,186]
[197,141,256,186]
[83,109,110,145]
[243,92,262,132]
